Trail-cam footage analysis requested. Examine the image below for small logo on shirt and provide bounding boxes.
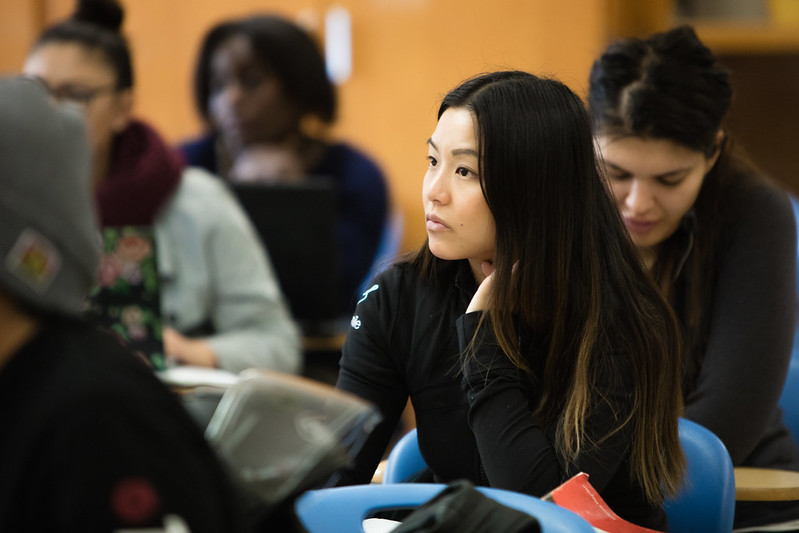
[357,284,379,304]
[351,315,361,329]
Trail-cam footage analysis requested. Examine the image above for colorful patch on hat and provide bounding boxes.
[5,228,61,292]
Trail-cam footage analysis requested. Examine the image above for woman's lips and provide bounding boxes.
[426,214,449,232]
[623,216,658,234]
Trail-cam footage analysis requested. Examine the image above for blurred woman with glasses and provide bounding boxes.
[23,0,301,375]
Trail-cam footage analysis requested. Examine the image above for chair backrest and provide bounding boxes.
[383,428,425,484]
[387,421,736,533]
[295,483,595,533]
[663,418,736,533]
[781,194,799,444]
[791,195,799,284]
[779,358,799,443]
[357,209,404,296]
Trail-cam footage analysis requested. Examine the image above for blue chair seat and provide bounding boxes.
[383,419,735,533]
[295,482,594,532]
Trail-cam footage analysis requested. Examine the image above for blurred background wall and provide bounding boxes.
[2,0,798,253]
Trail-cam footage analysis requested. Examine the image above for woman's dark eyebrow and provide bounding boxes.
[426,138,478,157]
[605,160,691,179]
[452,148,478,157]
[655,168,691,179]
[604,161,627,173]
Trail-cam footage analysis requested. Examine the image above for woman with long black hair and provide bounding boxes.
[336,70,685,530]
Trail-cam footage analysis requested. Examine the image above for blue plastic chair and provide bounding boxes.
[385,420,735,533]
[662,418,736,533]
[780,358,799,443]
[295,482,594,533]
[382,428,425,484]
[357,209,404,296]
[791,194,799,293]
[779,194,799,444]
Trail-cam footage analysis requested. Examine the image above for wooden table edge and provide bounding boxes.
[735,466,799,501]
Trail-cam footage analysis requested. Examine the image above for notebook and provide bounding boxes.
[85,226,166,370]
[229,180,340,332]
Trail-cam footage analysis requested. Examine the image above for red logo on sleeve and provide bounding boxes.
[110,477,161,525]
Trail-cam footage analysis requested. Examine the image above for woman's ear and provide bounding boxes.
[110,89,133,133]
[707,129,725,169]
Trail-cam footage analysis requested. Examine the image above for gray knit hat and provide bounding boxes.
[0,76,99,316]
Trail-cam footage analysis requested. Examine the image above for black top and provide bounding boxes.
[336,260,665,530]
[672,172,799,528]
[0,318,249,532]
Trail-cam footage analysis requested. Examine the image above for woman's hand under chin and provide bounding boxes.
[466,260,495,313]
[228,144,307,184]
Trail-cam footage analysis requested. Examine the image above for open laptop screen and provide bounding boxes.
[229,180,339,332]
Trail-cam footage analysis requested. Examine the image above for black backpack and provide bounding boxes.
[390,480,541,533]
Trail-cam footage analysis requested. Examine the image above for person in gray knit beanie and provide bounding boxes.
[0,76,99,317]
[0,75,252,531]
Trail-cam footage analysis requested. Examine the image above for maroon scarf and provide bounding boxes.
[96,120,184,226]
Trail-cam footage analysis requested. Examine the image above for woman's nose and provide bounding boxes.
[225,82,244,106]
[423,170,450,205]
[625,178,655,215]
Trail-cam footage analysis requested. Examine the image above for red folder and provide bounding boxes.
[544,473,662,533]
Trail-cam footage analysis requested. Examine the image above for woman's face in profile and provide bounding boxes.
[597,135,718,264]
[208,34,301,152]
[423,107,495,275]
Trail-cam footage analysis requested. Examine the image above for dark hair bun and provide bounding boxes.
[72,0,124,33]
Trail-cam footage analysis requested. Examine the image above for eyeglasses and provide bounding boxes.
[26,76,118,106]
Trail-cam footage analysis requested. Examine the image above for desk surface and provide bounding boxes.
[735,467,799,501]
[303,333,347,352]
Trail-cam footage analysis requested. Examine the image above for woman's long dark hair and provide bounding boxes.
[411,71,685,503]
[588,25,745,389]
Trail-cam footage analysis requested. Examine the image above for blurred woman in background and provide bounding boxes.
[24,0,301,375]
[181,14,389,314]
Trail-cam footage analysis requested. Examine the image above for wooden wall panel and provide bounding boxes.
[0,0,42,76]
[325,0,608,250]
[721,53,799,196]
[1,0,607,252]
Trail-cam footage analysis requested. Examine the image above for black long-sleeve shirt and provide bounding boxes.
[336,260,665,529]
[673,173,799,528]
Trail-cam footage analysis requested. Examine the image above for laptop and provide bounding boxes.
[85,226,167,369]
[229,180,339,333]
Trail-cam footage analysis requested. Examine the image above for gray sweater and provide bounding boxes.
[157,168,301,374]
